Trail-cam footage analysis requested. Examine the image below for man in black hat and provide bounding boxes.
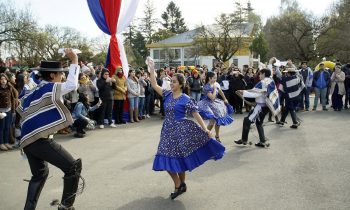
[17,49,83,210]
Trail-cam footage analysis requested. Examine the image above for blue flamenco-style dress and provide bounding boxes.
[152,90,225,173]
[197,84,234,125]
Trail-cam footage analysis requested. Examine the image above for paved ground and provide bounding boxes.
[1,104,350,210]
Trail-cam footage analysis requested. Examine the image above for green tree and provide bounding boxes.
[140,0,158,44]
[161,1,188,34]
[0,1,36,59]
[91,51,107,66]
[194,3,246,63]
[245,1,263,36]
[264,7,315,61]
[8,24,94,66]
[317,0,350,62]
[123,23,148,67]
[133,31,147,58]
[151,29,175,43]
[249,32,269,62]
[90,35,108,66]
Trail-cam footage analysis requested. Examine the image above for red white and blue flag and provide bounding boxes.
[87,0,141,76]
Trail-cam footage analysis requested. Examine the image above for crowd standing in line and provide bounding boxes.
[1,58,350,152]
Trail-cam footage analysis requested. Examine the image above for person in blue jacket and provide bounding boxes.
[312,63,330,111]
[72,93,101,138]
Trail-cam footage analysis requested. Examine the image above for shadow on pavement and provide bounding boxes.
[115,196,186,210]
[122,157,154,170]
[191,147,254,180]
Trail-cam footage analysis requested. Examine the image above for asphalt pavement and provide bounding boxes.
[1,105,349,210]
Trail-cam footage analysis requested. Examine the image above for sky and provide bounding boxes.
[14,0,335,39]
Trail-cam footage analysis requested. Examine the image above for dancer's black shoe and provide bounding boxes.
[180,182,187,192]
[255,142,270,148]
[234,139,247,145]
[170,188,183,200]
[290,124,298,129]
[170,182,187,200]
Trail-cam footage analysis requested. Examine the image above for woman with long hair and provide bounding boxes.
[72,93,101,137]
[0,73,17,151]
[148,57,225,200]
[197,72,234,142]
[77,72,97,107]
[96,68,117,128]
[127,69,140,122]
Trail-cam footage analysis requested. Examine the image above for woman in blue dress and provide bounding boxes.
[197,72,234,142]
[147,58,225,200]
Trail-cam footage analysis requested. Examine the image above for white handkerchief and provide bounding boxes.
[58,48,82,57]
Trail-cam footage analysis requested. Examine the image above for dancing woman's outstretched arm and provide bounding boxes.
[147,57,163,97]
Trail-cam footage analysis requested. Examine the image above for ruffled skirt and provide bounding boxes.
[153,118,225,173]
[198,99,234,126]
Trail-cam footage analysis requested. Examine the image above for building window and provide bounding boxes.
[160,49,166,60]
[167,48,181,60]
[153,49,160,59]
[184,48,196,59]
[232,58,238,67]
[153,48,181,64]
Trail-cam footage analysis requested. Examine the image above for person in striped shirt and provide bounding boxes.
[278,68,305,129]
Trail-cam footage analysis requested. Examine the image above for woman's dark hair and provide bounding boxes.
[101,68,110,77]
[259,68,271,77]
[15,73,26,93]
[78,93,89,109]
[128,69,138,82]
[5,72,15,84]
[174,73,186,89]
[205,71,215,84]
[0,73,8,82]
[128,69,135,75]
[78,73,85,80]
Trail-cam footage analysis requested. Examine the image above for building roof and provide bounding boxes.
[147,23,255,48]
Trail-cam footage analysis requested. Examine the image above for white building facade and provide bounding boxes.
[147,24,258,70]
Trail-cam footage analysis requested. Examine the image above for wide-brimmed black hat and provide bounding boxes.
[32,61,68,72]
[283,67,297,73]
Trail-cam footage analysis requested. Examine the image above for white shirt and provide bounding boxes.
[39,64,80,101]
[243,90,266,105]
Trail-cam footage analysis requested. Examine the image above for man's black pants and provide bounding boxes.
[241,106,269,143]
[23,138,82,210]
